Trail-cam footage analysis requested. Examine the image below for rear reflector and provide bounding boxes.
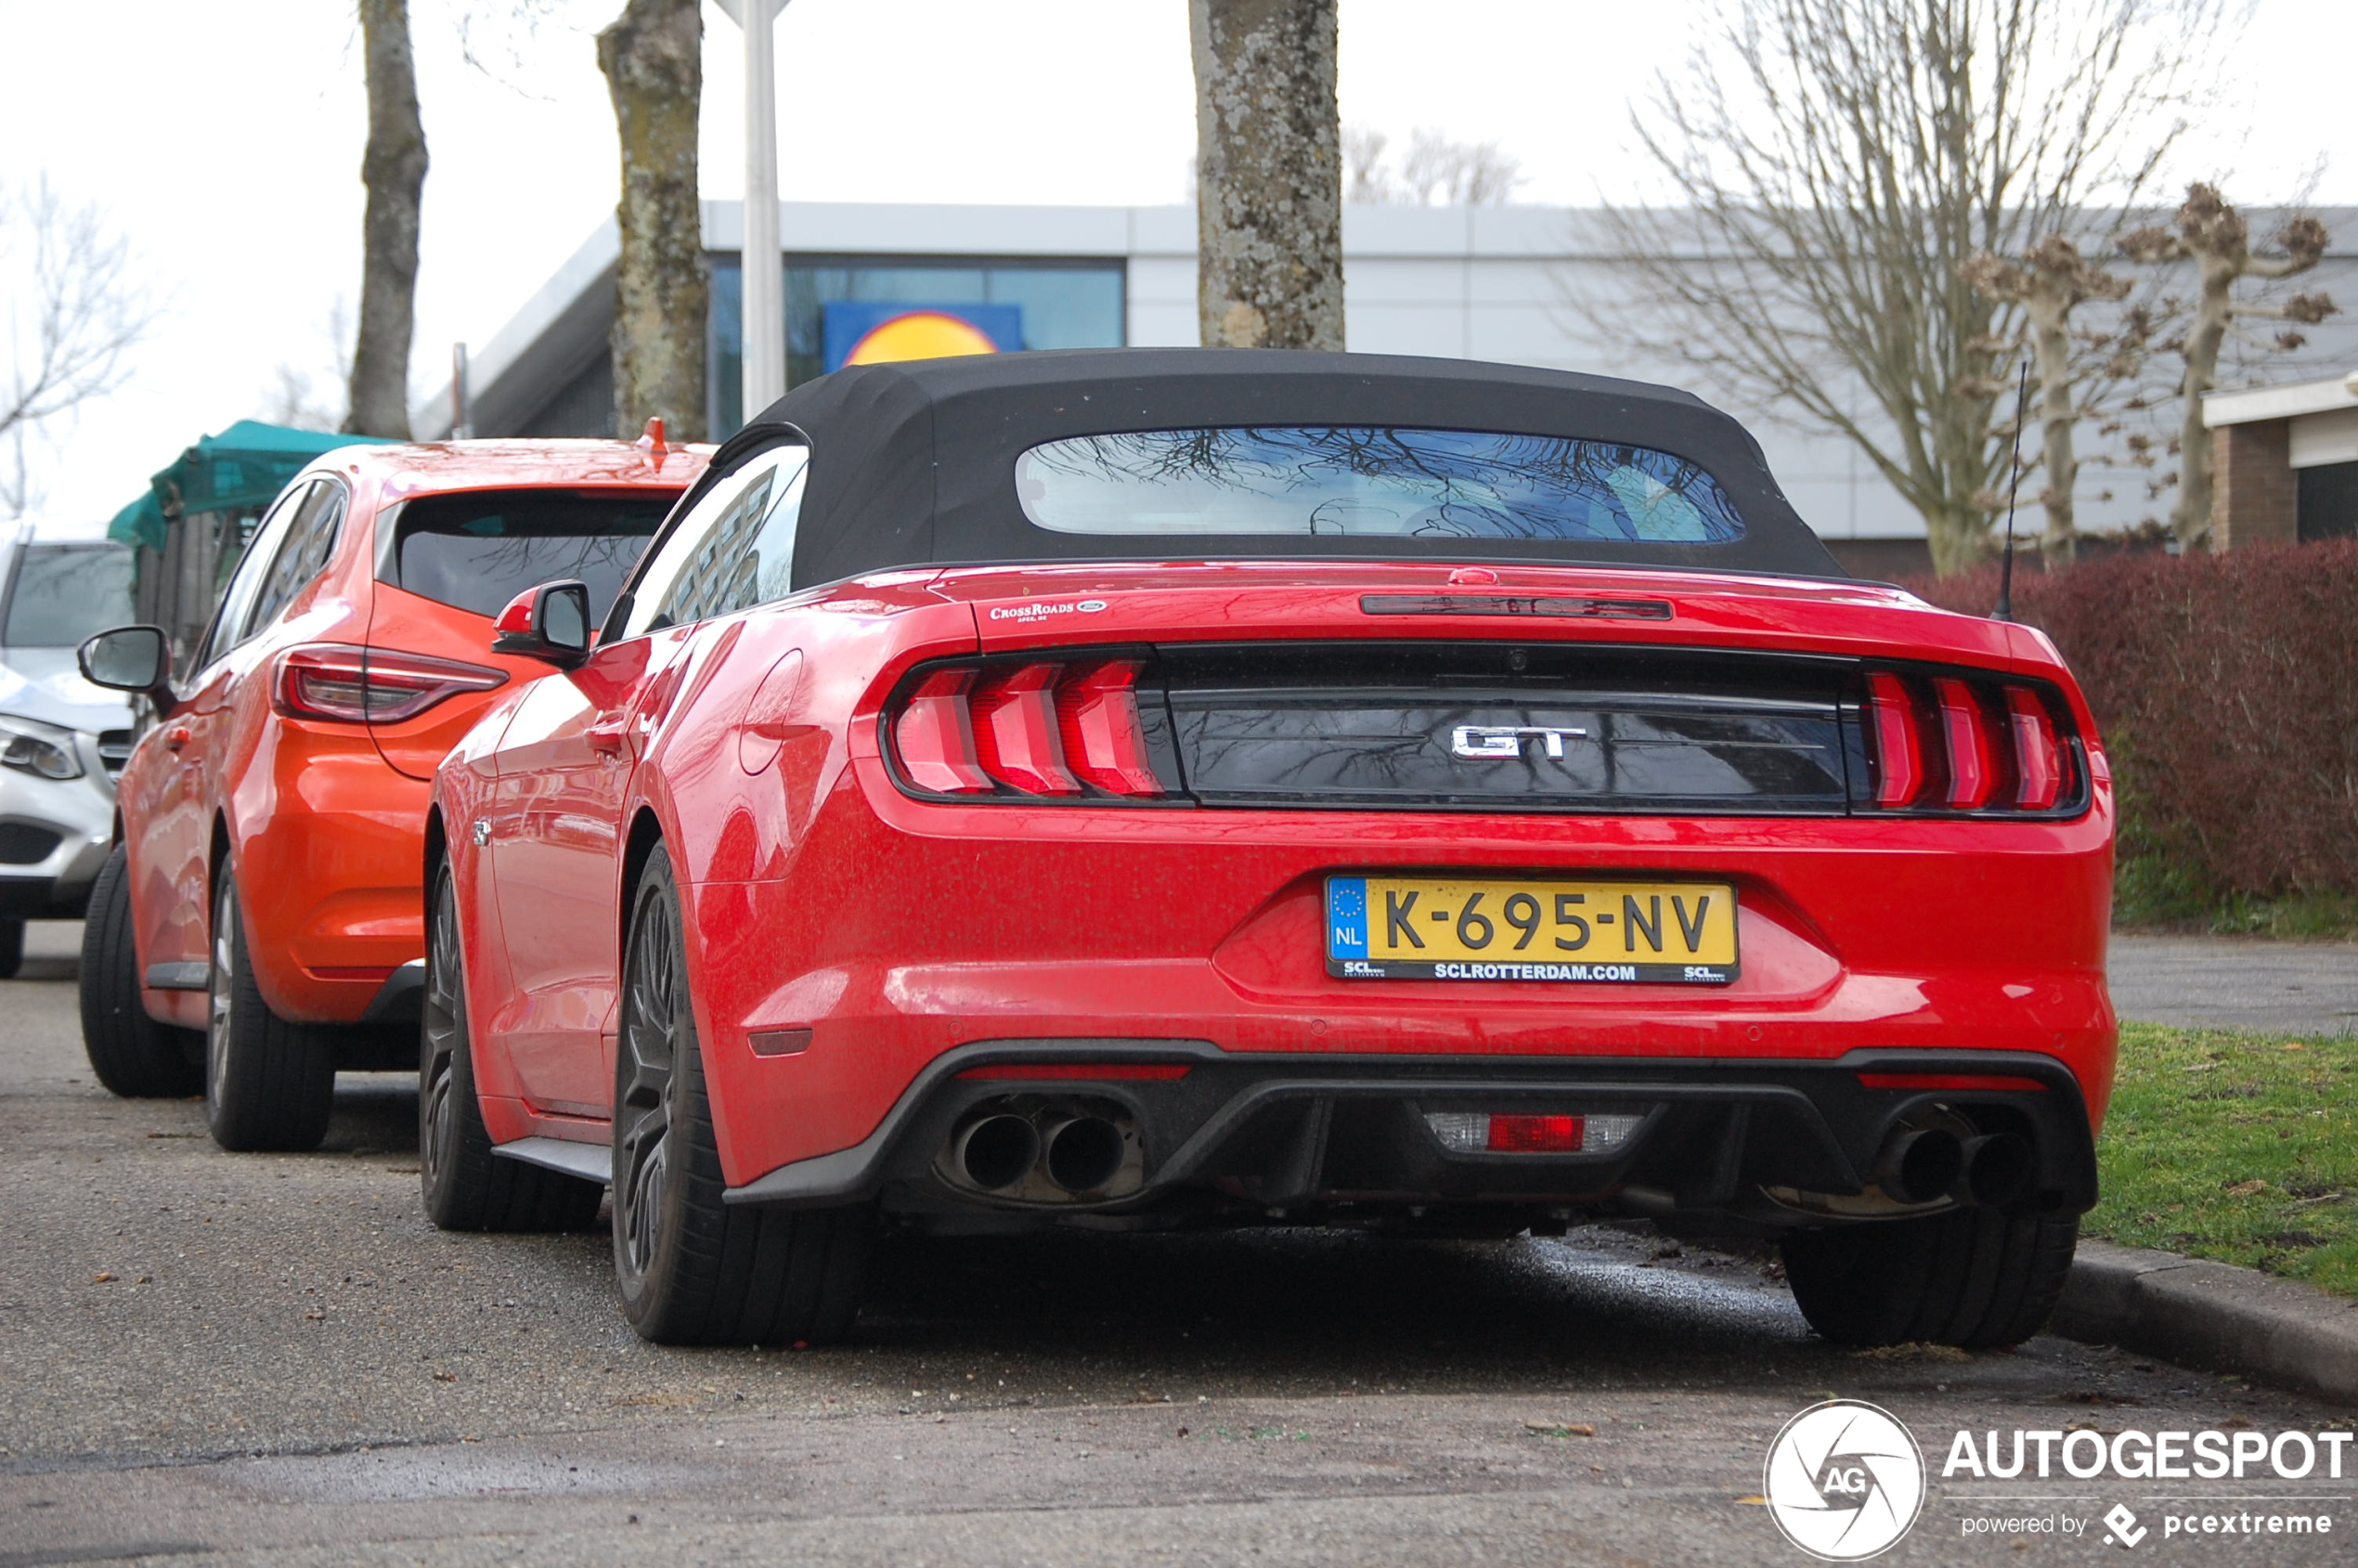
[1858,1071,2050,1093]
[272,644,508,725]
[1861,667,2079,817]
[1423,1110,1646,1155]
[957,1062,1191,1081]
[889,657,1168,800]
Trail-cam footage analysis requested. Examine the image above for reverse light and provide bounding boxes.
[1423,1110,1647,1156]
[273,644,508,724]
[1861,668,2079,817]
[887,656,1170,800]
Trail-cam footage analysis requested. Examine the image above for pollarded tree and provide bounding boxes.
[1959,237,2139,565]
[1189,0,1344,351]
[2118,184,2337,549]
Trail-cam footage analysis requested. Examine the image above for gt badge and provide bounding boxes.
[1449,723,1589,759]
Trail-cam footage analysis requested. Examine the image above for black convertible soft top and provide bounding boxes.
[704,348,1846,589]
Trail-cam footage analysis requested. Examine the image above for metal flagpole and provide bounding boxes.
[716,0,789,421]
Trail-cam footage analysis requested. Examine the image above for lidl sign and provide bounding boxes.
[822,302,1023,373]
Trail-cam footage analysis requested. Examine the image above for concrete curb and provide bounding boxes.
[2053,1240,2358,1406]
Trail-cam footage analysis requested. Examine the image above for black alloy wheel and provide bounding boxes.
[203,870,336,1152]
[420,862,602,1231]
[611,846,873,1346]
[79,844,203,1096]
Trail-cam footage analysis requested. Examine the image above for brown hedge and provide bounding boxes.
[1901,541,2358,896]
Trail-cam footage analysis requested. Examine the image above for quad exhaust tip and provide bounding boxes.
[1043,1116,1126,1194]
[1872,1125,2036,1208]
[954,1114,1041,1192]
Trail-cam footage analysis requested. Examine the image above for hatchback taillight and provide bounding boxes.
[1859,667,2080,815]
[888,657,1170,800]
[273,644,509,724]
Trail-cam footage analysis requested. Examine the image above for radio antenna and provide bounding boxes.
[1994,358,2029,622]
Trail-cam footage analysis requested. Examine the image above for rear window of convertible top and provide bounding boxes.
[1013,426,1747,545]
[392,489,671,621]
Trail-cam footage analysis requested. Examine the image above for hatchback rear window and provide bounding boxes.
[390,489,675,621]
[1014,426,1745,545]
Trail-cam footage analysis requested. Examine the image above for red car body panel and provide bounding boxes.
[434,559,2115,1191]
[113,441,704,1033]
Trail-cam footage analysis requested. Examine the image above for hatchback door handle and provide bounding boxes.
[587,717,628,756]
[163,726,191,752]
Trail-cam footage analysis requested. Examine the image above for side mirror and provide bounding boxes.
[490,580,592,668]
[79,625,172,699]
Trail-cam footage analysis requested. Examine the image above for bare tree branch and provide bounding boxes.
[0,179,153,451]
[1565,0,2223,575]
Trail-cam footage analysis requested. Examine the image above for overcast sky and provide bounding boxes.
[2,0,2350,526]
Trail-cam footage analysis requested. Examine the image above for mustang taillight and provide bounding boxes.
[1861,667,2079,815]
[889,657,1167,800]
[273,644,508,725]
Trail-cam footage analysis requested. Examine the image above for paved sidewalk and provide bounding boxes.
[2109,932,2358,1035]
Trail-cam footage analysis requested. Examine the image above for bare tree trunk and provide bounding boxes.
[1189,0,1343,351]
[2028,299,2079,566]
[598,0,706,442]
[345,0,426,439]
[2170,249,2239,547]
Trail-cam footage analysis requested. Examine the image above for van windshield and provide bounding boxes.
[4,543,136,647]
[392,488,674,621]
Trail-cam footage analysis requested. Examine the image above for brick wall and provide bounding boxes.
[2212,419,2297,549]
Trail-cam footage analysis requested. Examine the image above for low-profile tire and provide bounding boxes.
[421,862,602,1232]
[79,845,202,1097]
[1781,1208,2079,1350]
[611,847,873,1346]
[205,870,337,1152]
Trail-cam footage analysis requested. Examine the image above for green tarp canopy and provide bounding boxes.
[107,421,397,552]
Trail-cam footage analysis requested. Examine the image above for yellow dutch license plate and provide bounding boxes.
[1325,875,1739,984]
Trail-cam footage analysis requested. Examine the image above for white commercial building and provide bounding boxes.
[419,201,2358,578]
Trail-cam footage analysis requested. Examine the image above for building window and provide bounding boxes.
[2299,460,2358,542]
[708,254,1126,436]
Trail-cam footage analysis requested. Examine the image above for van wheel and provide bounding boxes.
[421,862,602,1231]
[0,916,22,979]
[1781,1208,2079,1350]
[611,846,872,1346]
[205,871,336,1152]
[79,846,203,1096]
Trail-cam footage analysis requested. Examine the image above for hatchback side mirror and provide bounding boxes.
[79,625,173,700]
[491,580,592,668]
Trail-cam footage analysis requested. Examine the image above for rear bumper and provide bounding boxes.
[724,1041,2097,1231]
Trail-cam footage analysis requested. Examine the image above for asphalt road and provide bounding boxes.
[4,922,2354,1567]
[2107,934,2358,1037]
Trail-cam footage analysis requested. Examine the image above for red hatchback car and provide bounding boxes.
[424,351,2113,1351]
[77,437,704,1152]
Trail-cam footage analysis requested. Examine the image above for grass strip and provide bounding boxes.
[2088,1022,2358,1297]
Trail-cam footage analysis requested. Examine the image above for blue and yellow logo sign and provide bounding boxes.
[822,302,1023,373]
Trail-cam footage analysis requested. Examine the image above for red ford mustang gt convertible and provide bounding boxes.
[424,350,2114,1351]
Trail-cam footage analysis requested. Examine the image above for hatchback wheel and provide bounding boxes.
[204,871,336,1152]
[78,845,203,1096]
[420,862,602,1230]
[1781,1208,2079,1349]
[612,846,872,1346]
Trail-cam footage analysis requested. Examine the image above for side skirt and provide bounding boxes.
[492,1135,612,1186]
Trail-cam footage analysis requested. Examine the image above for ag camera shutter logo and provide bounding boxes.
[1764,1399,1925,1560]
